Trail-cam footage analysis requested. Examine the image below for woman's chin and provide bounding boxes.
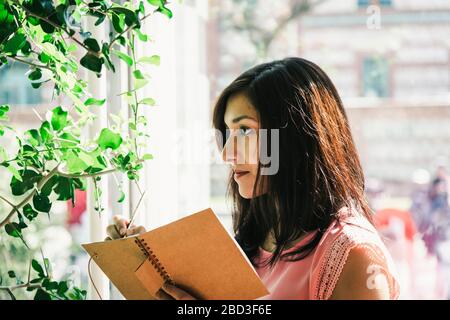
[238,187,254,199]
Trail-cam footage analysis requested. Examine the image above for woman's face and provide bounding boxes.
[222,93,267,199]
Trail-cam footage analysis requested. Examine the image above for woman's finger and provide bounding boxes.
[112,215,129,236]
[106,224,121,239]
[126,226,146,237]
[155,288,175,300]
[161,283,197,300]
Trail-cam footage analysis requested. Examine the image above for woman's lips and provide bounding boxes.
[234,171,249,180]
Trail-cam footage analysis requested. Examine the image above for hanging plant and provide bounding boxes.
[0,0,173,300]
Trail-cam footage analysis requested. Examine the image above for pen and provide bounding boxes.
[123,190,146,238]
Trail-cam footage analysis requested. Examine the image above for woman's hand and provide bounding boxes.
[105,215,146,240]
[155,283,198,300]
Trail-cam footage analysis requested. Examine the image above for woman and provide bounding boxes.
[107,57,400,300]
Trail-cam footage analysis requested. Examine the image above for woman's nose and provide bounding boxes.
[221,135,238,164]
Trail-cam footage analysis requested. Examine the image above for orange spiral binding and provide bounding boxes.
[134,237,174,285]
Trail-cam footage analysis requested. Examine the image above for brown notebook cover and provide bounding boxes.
[82,208,269,300]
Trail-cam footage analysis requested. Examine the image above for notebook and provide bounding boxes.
[81,208,269,300]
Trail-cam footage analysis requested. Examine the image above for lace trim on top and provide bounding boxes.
[313,215,400,300]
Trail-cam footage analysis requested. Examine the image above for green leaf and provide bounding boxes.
[51,106,68,132]
[138,55,160,66]
[21,40,32,55]
[139,98,156,106]
[0,104,9,118]
[134,28,148,42]
[118,190,125,203]
[110,7,138,27]
[101,43,115,72]
[127,170,137,180]
[142,153,153,160]
[81,148,107,172]
[17,212,27,229]
[84,97,106,106]
[28,69,42,81]
[65,150,89,173]
[33,193,52,213]
[39,121,52,143]
[112,50,133,66]
[18,144,42,168]
[83,38,100,52]
[57,281,69,296]
[139,1,146,14]
[3,163,22,182]
[134,78,149,91]
[25,129,41,146]
[34,289,51,300]
[30,278,42,284]
[133,69,145,79]
[111,12,125,33]
[80,53,103,73]
[147,0,164,6]
[5,223,21,238]
[41,175,57,197]
[32,259,45,277]
[43,258,51,277]
[0,104,9,112]
[68,287,87,300]
[147,1,173,18]
[94,13,106,26]
[10,169,41,196]
[58,132,79,147]
[40,20,55,34]
[23,203,39,222]
[157,6,173,19]
[97,128,123,151]
[38,52,51,64]
[54,177,74,201]
[43,279,58,290]
[8,271,16,278]
[3,33,27,55]
[31,82,43,89]
[137,116,147,125]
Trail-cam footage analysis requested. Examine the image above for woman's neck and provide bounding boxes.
[261,231,309,253]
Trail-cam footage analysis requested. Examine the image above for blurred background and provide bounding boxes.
[1,0,449,299]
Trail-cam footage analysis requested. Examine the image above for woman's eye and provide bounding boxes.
[238,126,254,136]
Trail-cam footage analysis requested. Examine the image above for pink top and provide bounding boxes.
[254,207,400,300]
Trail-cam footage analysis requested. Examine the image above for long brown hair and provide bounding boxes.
[213,57,373,268]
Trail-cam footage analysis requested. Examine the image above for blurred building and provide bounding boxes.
[206,0,450,298]
[208,0,450,207]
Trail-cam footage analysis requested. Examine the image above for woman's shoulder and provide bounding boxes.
[309,206,400,300]
[319,206,382,249]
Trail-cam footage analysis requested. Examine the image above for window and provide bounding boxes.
[362,56,390,97]
[0,63,42,105]
[358,0,392,8]
[358,0,370,7]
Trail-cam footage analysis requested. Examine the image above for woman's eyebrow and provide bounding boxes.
[224,115,258,128]
[232,115,257,123]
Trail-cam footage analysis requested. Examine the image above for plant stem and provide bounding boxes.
[18,4,100,57]
[0,165,60,228]
[130,32,140,159]
[57,167,117,179]
[0,194,18,210]
[6,55,52,71]
[0,283,41,291]
[0,160,145,226]
[108,11,154,51]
